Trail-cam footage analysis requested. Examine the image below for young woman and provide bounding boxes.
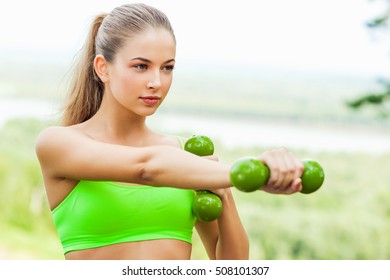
[35,3,304,260]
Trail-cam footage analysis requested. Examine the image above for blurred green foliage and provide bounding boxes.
[0,119,48,227]
[0,118,63,259]
[0,118,389,259]
[347,0,390,116]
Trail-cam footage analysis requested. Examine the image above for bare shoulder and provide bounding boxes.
[35,126,64,151]
[36,125,77,146]
[35,126,87,159]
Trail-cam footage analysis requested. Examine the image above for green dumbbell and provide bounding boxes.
[192,190,223,222]
[230,156,325,193]
[184,135,215,156]
[185,135,222,222]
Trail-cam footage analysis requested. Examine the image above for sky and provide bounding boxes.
[1,0,389,77]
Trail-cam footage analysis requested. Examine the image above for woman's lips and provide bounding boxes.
[139,96,161,105]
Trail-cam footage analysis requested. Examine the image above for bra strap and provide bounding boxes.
[177,136,185,150]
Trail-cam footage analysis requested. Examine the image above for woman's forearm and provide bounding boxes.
[215,190,249,260]
[140,145,232,190]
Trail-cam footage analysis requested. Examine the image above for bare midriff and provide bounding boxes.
[65,239,192,260]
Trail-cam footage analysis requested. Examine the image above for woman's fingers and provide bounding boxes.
[259,147,304,194]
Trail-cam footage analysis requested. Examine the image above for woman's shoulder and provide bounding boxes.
[35,125,88,157]
[36,125,83,143]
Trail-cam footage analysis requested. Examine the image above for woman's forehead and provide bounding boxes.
[118,29,176,60]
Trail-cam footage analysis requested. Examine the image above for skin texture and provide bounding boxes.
[36,28,303,260]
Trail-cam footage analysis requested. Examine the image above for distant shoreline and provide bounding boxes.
[148,110,390,154]
[1,97,389,154]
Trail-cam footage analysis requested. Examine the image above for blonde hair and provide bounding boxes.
[61,3,175,126]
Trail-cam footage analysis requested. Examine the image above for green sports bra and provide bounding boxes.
[51,138,197,254]
[52,181,196,254]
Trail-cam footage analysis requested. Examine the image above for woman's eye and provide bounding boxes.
[163,65,175,71]
[134,64,148,70]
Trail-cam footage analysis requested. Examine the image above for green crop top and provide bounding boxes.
[51,138,196,254]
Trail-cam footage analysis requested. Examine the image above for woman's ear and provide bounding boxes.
[94,55,109,83]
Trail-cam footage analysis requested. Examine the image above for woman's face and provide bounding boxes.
[105,28,176,117]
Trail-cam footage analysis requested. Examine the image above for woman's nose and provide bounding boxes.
[146,71,161,89]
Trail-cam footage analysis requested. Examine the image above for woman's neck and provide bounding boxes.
[82,94,151,146]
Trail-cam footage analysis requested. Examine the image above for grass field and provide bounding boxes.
[0,118,389,260]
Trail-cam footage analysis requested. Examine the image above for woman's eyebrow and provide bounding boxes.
[130,57,175,64]
[164,59,176,64]
[130,57,151,63]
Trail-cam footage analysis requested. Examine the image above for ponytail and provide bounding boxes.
[61,13,107,126]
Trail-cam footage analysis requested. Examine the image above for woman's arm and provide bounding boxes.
[195,188,249,260]
[194,148,304,259]
[35,126,231,190]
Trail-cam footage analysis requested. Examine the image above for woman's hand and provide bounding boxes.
[259,147,304,194]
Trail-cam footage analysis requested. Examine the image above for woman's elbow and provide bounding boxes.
[134,147,166,186]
